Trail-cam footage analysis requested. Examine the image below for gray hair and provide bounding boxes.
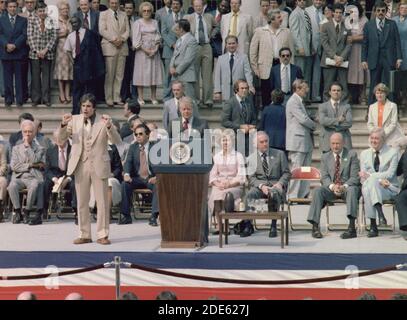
[268,9,281,23]
[20,119,36,132]
[253,130,269,145]
[369,127,386,141]
[179,96,194,111]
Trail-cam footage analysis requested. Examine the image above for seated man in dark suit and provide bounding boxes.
[168,96,209,139]
[221,79,257,156]
[120,99,140,140]
[119,123,159,226]
[244,131,291,238]
[270,47,303,103]
[44,132,77,223]
[307,133,360,239]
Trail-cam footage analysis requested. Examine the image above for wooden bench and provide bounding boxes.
[217,211,289,248]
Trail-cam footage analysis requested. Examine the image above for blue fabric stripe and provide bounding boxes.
[0,251,406,270]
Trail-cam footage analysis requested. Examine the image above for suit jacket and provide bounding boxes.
[320,20,351,68]
[361,18,402,70]
[56,114,122,179]
[270,63,303,93]
[185,12,219,43]
[120,114,138,139]
[318,100,352,153]
[247,148,291,197]
[155,6,171,32]
[161,11,184,59]
[99,9,129,57]
[209,9,223,57]
[162,98,200,132]
[285,93,316,152]
[305,5,323,54]
[214,52,253,101]
[45,144,72,181]
[367,100,404,146]
[0,14,28,60]
[360,144,399,187]
[320,148,360,188]
[168,116,209,139]
[221,12,253,55]
[170,32,199,83]
[123,142,155,180]
[289,7,312,56]
[10,141,45,181]
[259,104,286,150]
[249,25,294,79]
[27,16,57,60]
[74,9,100,35]
[108,144,123,182]
[221,95,257,130]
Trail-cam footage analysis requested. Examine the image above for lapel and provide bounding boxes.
[339,148,348,176]
[276,66,282,88]
[372,101,379,123]
[327,100,336,117]
[232,52,239,73]
[382,100,392,124]
[382,19,390,43]
[90,114,104,146]
[328,152,336,179]
[5,14,13,32]
[337,22,345,44]
[236,13,243,36]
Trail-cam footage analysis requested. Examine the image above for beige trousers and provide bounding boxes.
[194,43,213,105]
[74,159,109,240]
[0,176,7,201]
[104,54,126,105]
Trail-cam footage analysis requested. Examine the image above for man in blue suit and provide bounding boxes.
[74,0,100,35]
[270,47,303,103]
[0,0,28,107]
[361,1,403,104]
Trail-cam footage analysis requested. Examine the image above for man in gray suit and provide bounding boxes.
[169,96,209,139]
[286,79,317,198]
[221,79,257,156]
[244,131,291,238]
[305,0,324,102]
[214,35,254,102]
[155,0,172,32]
[289,0,313,101]
[320,3,351,102]
[170,19,199,100]
[318,82,352,153]
[307,133,360,239]
[162,80,200,132]
[161,0,184,101]
[360,128,399,238]
[8,120,45,226]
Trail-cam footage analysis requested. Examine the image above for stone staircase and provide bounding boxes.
[1,93,406,166]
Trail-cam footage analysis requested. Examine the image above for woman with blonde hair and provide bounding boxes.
[367,83,405,148]
[54,0,73,104]
[132,1,163,106]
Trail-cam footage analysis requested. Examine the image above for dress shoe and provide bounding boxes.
[340,228,357,239]
[97,237,111,245]
[118,215,132,225]
[29,213,42,226]
[0,213,3,223]
[240,226,252,237]
[269,226,278,238]
[149,216,158,226]
[367,227,379,238]
[73,238,92,244]
[45,102,51,107]
[22,210,30,224]
[312,225,323,239]
[12,211,22,224]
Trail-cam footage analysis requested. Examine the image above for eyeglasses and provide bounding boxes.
[376,8,387,12]
[142,9,152,12]
[280,54,290,58]
[134,132,145,136]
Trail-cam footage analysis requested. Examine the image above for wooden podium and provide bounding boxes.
[153,164,212,248]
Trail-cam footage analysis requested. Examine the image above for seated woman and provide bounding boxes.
[367,83,404,149]
[259,89,286,152]
[208,131,246,217]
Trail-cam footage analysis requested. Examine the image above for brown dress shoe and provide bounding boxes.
[73,238,92,245]
[97,237,111,245]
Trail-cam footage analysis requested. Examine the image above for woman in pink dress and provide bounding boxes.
[132,2,163,106]
[208,132,246,217]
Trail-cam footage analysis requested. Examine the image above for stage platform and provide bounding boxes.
[1,205,407,300]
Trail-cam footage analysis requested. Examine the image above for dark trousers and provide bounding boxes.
[120,49,137,101]
[2,59,25,105]
[21,59,29,101]
[368,59,393,105]
[120,178,159,217]
[395,189,407,231]
[44,177,77,211]
[261,78,272,107]
[30,58,52,104]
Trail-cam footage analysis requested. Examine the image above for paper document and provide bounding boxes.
[326,58,349,68]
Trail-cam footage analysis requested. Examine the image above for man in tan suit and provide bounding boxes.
[57,93,122,245]
[250,9,294,106]
[99,0,129,107]
[221,0,253,55]
[185,0,219,108]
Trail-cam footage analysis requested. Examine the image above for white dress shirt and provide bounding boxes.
[194,12,209,44]
[64,28,86,58]
[280,63,291,93]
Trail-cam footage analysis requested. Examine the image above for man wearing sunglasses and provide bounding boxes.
[362,0,402,105]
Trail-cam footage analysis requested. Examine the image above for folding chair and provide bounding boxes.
[132,189,152,219]
[360,197,397,234]
[287,166,321,231]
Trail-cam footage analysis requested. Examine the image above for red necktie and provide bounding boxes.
[183,118,189,130]
[75,30,80,57]
[334,154,341,184]
[216,13,221,23]
[83,12,89,29]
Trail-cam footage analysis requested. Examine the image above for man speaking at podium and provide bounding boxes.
[57,93,121,245]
